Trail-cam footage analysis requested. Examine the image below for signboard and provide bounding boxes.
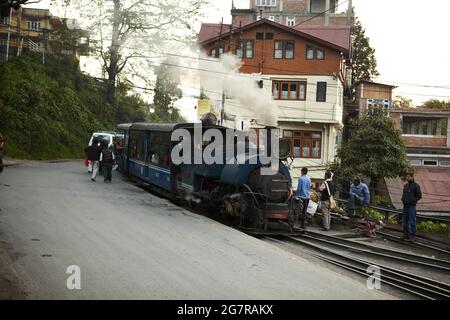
[197,99,212,119]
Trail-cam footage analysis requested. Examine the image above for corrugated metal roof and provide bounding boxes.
[386,167,450,212]
[197,23,232,44]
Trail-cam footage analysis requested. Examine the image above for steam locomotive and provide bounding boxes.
[116,119,299,231]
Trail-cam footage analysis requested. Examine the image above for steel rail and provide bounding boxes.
[288,232,450,271]
[374,230,450,255]
[298,229,450,264]
[268,236,450,300]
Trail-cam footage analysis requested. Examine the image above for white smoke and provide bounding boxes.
[175,51,278,127]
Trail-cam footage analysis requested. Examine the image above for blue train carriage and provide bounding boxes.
[124,123,175,191]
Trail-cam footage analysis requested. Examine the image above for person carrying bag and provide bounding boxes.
[319,171,336,231]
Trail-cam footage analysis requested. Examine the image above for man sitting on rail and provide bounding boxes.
[346,176,370,216]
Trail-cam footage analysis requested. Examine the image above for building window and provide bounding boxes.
[402,118,448,136]
[306,45,325,60]
[423,160,438,167]
[210,45,224,58]
[410,159,422,166]
[256,0,277,6]
[245,40,254,58]
[265,33,273,40]
[28,20,41,31]
[256,33,264,40]
[236,40,253,59]
[286,16,296,27]
[272,81,306,100]
[283,130,322,159]
[2,16,10,25]
[440,160,450,167]
[316,82,327,102]
[236,40,243,58]
[274,40,294,59]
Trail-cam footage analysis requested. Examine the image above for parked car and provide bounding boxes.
[88,132,116,148]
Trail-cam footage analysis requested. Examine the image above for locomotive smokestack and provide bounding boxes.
[264,126,277,158]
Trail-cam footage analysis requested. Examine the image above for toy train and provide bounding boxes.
[116,120,300,231]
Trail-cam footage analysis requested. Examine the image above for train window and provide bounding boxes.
[129,131,145,161]
[147,132,170,168]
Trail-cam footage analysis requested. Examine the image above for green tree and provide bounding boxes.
[421,99,450,109]
[0,52,148,159]
[59,0,208,104]
[332,108,411,194]
[392,95,413,109]
[351,17,379,86]
[152,62,184,123]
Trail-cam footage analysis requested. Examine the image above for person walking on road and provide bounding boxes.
[0,133,5,173]
[295,167,311,229]
[401,172,422,241]
[347,176,370,216]
[85,137,102,182]
[100,140,114,183]
[319,171,336,231]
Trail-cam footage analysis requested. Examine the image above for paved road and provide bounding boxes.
[0,161,394,299]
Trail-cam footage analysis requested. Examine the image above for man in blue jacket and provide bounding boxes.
[296,167,311,229]
[347,176,370,215]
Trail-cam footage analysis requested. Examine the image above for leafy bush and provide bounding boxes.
[417,221,450,236]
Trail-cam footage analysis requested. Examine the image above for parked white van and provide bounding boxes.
[88,132,116,148]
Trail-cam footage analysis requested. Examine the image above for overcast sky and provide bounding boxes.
[28,0,450,109]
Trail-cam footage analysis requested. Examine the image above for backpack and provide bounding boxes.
[101,149,113,163]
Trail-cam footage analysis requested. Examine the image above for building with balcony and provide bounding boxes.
[198,18,351,184]
[0,7,88,61]
[386,108,450,213]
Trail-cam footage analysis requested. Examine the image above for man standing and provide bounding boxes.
[296,167,311,229]
[401,172,422,241]
[347,176,370,215]
[100,140,114,183]
[319,171,336,231]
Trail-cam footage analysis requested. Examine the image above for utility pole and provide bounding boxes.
[324,0,330,26]
[5,6,12,62]
[219,17,224,125]
[347,0,353,26]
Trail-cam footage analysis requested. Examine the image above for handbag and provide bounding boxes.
[325,181,337,209]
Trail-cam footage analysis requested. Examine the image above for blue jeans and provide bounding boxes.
[402,206,417,238]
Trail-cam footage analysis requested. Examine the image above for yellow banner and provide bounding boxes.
[197,100,212,118]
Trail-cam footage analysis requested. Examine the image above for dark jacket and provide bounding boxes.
[401,181,422,207]
[85,144,101,161]
[321,180,336,201]
[101,148,113,164]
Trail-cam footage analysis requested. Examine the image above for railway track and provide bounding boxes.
[244,226,450,300]
[290,230,450,271]
[266,234,450,300]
